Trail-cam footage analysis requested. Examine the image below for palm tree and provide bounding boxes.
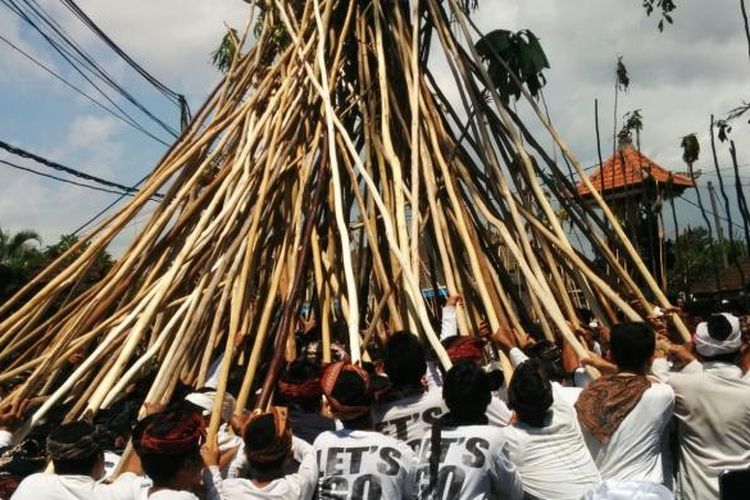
[0,228,42,269]
[0,228,43,304]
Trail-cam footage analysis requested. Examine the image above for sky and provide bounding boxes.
[1,0,749,255]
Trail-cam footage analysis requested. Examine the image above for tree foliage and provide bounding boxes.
[680,133,700,165]
[618,109,643,143]
[0,230,114,307]
[667,227,748,293]
[211,27,240,73]
[475,29,550,103]
[641,0,677,31]
[616,56,630,91]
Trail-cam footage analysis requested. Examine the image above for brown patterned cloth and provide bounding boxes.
[320,361,371,421]
[575,374,651,443]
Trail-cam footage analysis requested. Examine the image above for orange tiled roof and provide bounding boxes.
[577,145,694,197]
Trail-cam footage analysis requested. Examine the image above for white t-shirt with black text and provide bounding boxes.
[413,425,523,500]
[312,429,416,500]
[373,387,445,449]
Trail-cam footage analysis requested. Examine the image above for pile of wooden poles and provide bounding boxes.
[0,0,689,444]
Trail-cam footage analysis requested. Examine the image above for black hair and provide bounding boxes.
[508,359,553,428]
[48,422,101,475]
[429,361,491,493]
[526,340,565,382]
[609,322,655,373]
[442,360,492,420]
[707,314,732,341]
[94,399,140,452]
[383,331,427,388]
[525,323,546,343]
[139,451,200,486]
[276,358,322,412]
[578,308,595,324]
[244,414,287,480]
[331,371,373,409]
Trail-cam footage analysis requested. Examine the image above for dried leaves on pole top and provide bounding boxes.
[0,0,685,439]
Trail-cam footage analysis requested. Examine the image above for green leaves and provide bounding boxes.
[680,134,700,165]
[211,28,240,73]
[616,56,630,91]
[618,109,643,143]
[475,29,550,103]
[641,0,677,32]
[716,119,733,143]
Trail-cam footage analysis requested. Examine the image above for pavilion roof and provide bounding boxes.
[577,144,694,198]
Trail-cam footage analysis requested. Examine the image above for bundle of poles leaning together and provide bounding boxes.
[0,0,690,467]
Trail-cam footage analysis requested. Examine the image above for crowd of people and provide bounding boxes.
[0,296,748,499]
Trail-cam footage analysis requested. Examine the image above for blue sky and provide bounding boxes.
[1,0,749,255]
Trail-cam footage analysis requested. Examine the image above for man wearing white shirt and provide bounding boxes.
[131,410,209,500]
[414,361,522,500]
[204,406,318,500]
[373,332,446,449]
[575,322,674,485]
[435,299,513,427]
[502,359,600,500]
[653,312,750,500]
[314,361,416,500]
[11,420,147,500]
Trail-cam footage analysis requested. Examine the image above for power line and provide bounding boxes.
[677,194,746,231]
[0,157,137,196]
[0,140,164,198]
[70,172,154,236]
[58,0,187,107]
[1,0,178,141]
[0,34,171,147]
[4,0,180,136]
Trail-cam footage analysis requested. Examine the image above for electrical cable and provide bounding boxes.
[0,157,138,196]
[677,193,746,231]
[58,0,185,105]
[69,172,153,235]
[0,139,163,198]
[1,0,178,141]
[8,0,181,136]
[0,34,171,147]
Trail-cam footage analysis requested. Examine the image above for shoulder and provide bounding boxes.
[13,473,54,494]
[460,424,507,439]
[149,490,200,500]
[644,380,675,401]
[312,430,339,447]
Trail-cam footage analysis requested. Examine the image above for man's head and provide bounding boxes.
[608,322,655,373]
[184,387,236,423]
[277,358,323,413]
[321,362,372,427]
[443,336,484,365]
[133,410,205,490]
[46,421,104,479]
[508,359,553,427]
[384,331,426,388]
[243,406,292,480]
[442,360,492,421]
[695,313,742,361]
[525,340,564,382]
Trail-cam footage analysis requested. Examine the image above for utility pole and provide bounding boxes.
[707,181,729,269]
